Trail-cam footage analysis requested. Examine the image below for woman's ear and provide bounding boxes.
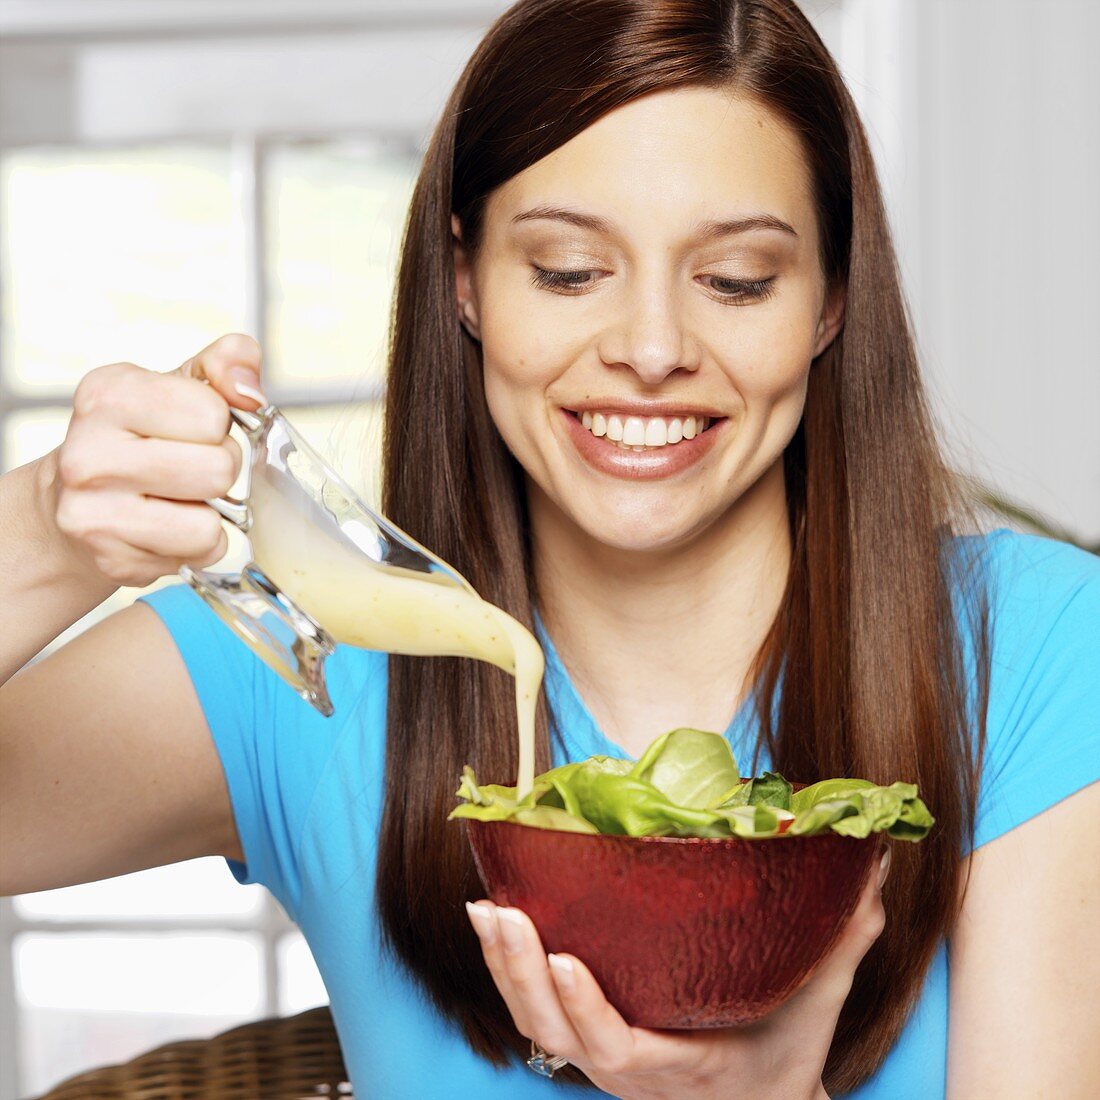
[451,213,482,342]
[812,281,846,359]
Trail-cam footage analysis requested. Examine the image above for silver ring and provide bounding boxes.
[526,1040,570,1077]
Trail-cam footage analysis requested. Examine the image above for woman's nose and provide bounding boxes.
[596,280,701,385]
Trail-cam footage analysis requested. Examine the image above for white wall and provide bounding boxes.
[825,0,1100,543]
[919,0,1100,542]
[0,5,504,145]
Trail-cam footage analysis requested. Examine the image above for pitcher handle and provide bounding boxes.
[206,494,251,532]
[203,405,267,533]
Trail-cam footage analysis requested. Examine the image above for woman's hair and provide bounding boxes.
[377,0,990,1091]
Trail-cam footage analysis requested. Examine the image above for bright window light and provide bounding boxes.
[1,144,246,393]
[15,931,264,1014]
[278,929,330,1015]
[14,858,263,921]
[265,138,416,393]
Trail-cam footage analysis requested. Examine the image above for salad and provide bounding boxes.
[450,728,933,841]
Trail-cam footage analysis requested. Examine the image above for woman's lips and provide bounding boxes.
[561,408,724,480]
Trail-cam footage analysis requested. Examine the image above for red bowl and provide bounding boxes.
[466,813,884,1029]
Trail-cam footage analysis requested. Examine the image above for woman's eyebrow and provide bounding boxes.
[693,213,799,240]
[510,204,799,240]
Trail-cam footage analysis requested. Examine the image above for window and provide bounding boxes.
[0,132,418,1095]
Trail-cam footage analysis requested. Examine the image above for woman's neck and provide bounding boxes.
[531,461,791,758]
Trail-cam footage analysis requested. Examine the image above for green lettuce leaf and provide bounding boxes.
[789,777,878,814]
[716,770,793,812]
[786,797,862,836]
[511,805,600,833]
[566,762,732,837]
[455,765,522,809]
[630,727,740,809]
[887,792,934,839]
[714,802,796,837]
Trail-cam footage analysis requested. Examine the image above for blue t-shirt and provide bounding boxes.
[138,529,1100,1099]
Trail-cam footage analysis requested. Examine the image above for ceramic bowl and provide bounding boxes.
[466,811,884,1029]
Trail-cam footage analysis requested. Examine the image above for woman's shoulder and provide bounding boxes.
[951,529,1100,853]
[949,526,1100,638]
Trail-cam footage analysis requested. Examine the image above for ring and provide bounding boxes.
[526,1040,570,1077]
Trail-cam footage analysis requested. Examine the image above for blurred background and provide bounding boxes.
[0,0,1097,1095]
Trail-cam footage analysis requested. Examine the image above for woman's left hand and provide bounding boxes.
[465,848,889,1100]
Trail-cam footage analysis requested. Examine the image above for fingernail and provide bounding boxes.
[497,907,526,955]
[229,367,266,406]
[465,902,496,946]
[548,954,575,993]
[877,847,892,889]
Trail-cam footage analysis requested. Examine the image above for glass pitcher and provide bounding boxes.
[180,403,470,716]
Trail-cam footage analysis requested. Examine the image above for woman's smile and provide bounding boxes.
[559,404,726,480]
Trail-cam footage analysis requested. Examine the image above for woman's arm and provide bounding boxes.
[0,335,263,895]
[946,780,1100,1096]
[0,601,243,896]
[0,450,118,684]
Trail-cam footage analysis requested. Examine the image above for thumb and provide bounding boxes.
[796,843,890,1010]
[175,332,267,410]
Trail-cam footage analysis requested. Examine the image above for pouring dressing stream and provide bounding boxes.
[181,403,543,799]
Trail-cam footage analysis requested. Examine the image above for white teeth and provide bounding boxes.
[622,417,646,446]
[577,410,714,448]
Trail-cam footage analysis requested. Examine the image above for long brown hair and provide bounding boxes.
[378,0,990,1091]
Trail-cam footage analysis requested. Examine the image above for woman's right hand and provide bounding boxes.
[468,843,892,1100]
[51,333,266,589]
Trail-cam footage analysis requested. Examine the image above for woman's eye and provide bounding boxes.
[529,266,598,292]
[705,276,778,303]
[528,267,778,303]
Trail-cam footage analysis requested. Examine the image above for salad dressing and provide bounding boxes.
[246,461,544,798]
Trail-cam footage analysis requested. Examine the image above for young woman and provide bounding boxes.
[2,1,1098,1096]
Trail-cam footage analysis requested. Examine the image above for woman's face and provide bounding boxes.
[453,86,844,553]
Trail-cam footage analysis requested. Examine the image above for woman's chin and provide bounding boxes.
[527,466,734,555]
[568,508,713,556]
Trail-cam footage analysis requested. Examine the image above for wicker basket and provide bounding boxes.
[31,1005,352,1099]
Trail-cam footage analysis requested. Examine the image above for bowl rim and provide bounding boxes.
[463,818,886,846]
